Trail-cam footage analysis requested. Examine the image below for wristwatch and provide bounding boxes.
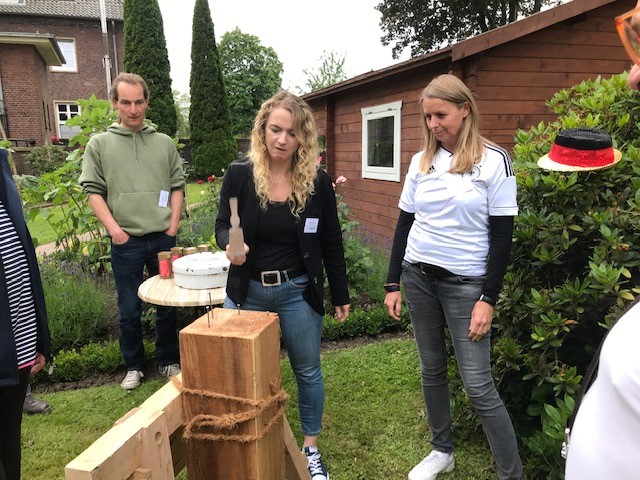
[479,294,496,307]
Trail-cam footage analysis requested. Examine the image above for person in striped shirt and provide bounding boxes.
[0,148,51,480]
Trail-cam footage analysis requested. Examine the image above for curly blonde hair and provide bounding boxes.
[418,74,492,174]
[249,91,319,218]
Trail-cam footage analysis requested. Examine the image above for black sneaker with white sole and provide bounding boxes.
[302,446,329,480]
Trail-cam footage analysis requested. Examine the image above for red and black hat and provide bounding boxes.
[537,128,622,171]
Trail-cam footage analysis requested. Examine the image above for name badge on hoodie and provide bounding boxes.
[158,190,169,208]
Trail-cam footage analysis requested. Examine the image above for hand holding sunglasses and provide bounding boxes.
[616,1,640,89]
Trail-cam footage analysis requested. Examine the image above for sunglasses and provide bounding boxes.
[616,5,640,66]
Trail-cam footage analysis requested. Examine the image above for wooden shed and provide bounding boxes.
[303,0,635,242]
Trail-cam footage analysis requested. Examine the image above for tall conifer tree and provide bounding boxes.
[122,0,177,136]
[189,0,237,177]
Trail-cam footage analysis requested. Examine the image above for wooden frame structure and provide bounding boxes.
[65,374,310,479]
[65,308,312,480]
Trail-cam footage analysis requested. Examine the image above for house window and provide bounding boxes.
[361,100,402,182]
[50,39,77,72]
[55,102,81,139]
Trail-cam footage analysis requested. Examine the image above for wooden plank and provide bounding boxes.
[65,379,183,480]
[283,417,311,480]
[137,410,175,479]
[180,309,284,480]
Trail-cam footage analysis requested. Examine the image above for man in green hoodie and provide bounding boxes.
[79,72,185,390]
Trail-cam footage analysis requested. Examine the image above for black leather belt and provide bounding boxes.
[417,263,456,279]
[251,265,307,286]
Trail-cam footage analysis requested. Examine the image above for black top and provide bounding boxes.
[215,159,349,315]
[253,201,303,272]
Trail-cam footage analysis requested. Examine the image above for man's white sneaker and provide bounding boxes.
[408,450,455,480]
[121,370,144,390]
[159,363,181,377]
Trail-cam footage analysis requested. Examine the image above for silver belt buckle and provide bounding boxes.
[260,270,281,286]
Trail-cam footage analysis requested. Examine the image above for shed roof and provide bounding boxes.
[0,0,123,20]
[303,0,618,101]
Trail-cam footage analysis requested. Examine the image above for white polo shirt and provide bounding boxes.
[399,144,518,276]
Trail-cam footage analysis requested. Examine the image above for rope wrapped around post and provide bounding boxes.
[172,377,289,443]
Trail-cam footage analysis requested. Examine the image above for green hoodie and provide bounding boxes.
[79,123,185,236]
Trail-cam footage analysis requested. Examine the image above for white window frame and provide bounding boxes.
[361,100,402,182]
[54,102,81,139]
[50,38,77,73]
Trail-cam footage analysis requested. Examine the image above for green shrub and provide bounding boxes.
[39,257,114,354]
[80,341,125,372]
[35,339,157,384]
[26,145,68,176]
[496,72,640,478]
[48,348,85,382]
[322,305,410,340]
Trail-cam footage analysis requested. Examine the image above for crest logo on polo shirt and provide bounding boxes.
[464,165,481,180]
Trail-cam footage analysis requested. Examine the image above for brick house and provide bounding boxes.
[0,0,123,148]
[303,0,635,243]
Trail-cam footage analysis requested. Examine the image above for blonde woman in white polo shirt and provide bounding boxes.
[384,74,522,480]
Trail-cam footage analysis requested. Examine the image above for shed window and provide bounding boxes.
[55,102,81,139]
[50,39,77,72]
[361,101,402,182]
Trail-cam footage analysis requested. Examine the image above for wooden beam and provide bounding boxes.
[65,377,183,480]
[284,417,311,480]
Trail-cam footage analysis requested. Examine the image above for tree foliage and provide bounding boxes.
[189,0,237,178]
[376,0,564,59]
[173,90,190,139]
[219,28,283,137]
[302,50,347,93]
[122,0,177,136]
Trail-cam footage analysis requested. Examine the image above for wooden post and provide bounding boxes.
[179,308,285,480]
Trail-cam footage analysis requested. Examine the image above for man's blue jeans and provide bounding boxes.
[111,232,178,371]
[224,274,325,437]
[402,261,523,480]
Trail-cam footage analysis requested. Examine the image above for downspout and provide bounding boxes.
[99,0,112,95]
[111,20,119,76]
[0,75,9,138]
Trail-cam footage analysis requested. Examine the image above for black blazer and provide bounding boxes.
[215,160,349,315]
[0,149,51,387]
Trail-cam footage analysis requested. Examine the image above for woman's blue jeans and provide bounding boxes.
[224,274,325,437]
[110,232,178,371]
[402,261,523,480]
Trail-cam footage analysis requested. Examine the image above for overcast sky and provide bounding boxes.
[156,0,410,94]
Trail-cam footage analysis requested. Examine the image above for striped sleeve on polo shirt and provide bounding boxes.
[0,200,38,368]
[486,143,515,177]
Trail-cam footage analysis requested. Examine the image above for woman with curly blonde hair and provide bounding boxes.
[216,91,350,480]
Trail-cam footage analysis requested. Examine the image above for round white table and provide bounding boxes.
[137,275,226,307]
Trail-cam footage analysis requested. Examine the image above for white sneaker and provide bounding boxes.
[159,363,181,377]
[408,451,455,480]
[121,370,144,390]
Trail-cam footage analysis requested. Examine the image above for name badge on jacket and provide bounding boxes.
[304,218,319,233]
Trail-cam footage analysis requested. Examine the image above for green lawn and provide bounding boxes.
[22,338,495,480]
